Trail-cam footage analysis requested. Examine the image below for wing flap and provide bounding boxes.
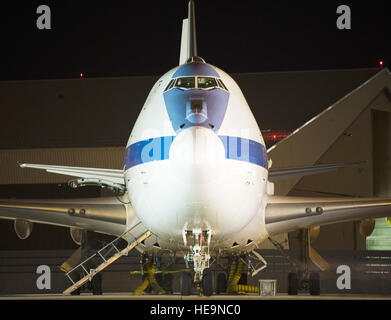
[19,163,124,184]
[265,195,391,235]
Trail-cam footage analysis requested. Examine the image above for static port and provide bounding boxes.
[316,207,323,214]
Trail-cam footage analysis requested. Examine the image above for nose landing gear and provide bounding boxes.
[183,228,213,296]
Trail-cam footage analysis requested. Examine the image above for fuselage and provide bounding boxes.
[124,61,270,253]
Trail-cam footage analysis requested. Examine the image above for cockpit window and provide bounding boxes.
[164,79,175,92]
[217,78,228,91]
[197,77,218,89]
[175,77,196,89]
[164,76,229,92]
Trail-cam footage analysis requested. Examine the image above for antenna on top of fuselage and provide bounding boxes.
[188,0,197,59]
[179,0,205,65]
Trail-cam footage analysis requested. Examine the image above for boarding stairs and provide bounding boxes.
[63,222,151,294]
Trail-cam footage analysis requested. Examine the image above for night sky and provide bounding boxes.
[0,0,390,81]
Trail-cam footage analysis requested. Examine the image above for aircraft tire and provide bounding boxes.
[202,268,213,297]
[91,273,103,295]
[180,271,192,296]
[216,273,227,294]
[288,273,299,295]
[157,273,173,294]
[309,272,320,296]
[238,273,248,285]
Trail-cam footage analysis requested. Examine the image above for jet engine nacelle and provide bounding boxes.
[359,218,375,237]
[70,227,83,246]
[14,219,33,240]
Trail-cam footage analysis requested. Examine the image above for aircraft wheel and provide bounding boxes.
[91,273,103,295]
[216,273,227,294]
[309,272,320,296]
[180,271,192,296]
[158,273,173,294]
[288,273,298,295]
[202,268,213,297]
[238,273,248,285]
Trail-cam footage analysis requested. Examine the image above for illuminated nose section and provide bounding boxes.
[163,62,230,133]
[164,88,229,132]
[169,126,226,183]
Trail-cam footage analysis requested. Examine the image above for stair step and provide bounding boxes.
[63,227,151,295]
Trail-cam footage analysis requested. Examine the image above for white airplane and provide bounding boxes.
[1,0,391,296]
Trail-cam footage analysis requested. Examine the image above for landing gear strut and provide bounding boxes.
[295,229,321,295]
[183,228,213,296]
[272,229,322,295]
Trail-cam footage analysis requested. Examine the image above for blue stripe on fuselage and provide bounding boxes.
[124,136,268,170]
[218,136,268,168]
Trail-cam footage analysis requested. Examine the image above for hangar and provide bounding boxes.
[1,66,391,295]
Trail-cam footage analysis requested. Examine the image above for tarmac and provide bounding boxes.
[1,293,391,300]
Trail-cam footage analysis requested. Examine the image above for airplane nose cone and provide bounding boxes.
[169,127,225,183]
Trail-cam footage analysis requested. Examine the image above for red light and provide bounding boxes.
[379,61,384,67]
[80,73,84,77]
[273,135,276,139]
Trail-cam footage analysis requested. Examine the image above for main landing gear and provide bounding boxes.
[269,228,329,296]
[287,270,320,295]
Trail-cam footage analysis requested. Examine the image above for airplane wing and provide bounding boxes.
[0,197,131,237]
[0,164,137,239]
[265,195,391,235]
[268,162,365,182]
[19,163,124,185]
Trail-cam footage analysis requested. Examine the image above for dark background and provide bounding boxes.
[0,0,390,80]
